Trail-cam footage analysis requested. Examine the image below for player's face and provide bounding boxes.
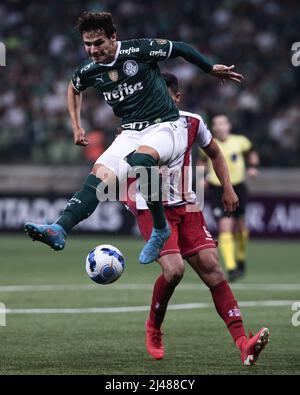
[83,30,117,64]
[167,88,181,105]
[211,115,231,141]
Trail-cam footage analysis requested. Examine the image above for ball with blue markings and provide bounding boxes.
[85,244,125,285]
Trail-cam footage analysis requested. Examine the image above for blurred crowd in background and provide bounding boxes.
[0,0,299,166]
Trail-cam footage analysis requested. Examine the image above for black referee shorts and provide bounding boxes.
[207,182,247,221]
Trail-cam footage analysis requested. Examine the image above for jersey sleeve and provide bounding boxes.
[197,118,213,148]
[170,41,213,73]
[137,38,173,62]
[239,135,252,152]
[71,64,94,92]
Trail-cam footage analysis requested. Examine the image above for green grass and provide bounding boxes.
[0,234,300,375]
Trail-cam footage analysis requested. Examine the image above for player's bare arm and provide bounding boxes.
[203,139,239,215]
[67,82,89,146]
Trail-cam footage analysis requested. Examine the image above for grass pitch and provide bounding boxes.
[0,234,299,375]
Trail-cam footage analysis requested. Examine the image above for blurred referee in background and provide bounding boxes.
[200,114,259,282]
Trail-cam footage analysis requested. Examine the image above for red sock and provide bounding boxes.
[148,274,176,329]
[210,280,246,347]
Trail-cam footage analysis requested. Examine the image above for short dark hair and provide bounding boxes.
[211,113,230,121]
[75,11,117,38]
[162,72,179,95]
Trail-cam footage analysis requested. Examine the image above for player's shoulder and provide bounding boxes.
[179,110,204,123]
[120,38,142,50]
[179,110,207,130]
[119,38,170,50]
[119,38,150,53]
[118,39,150,61]
[229,134,252,151]
[179,110,212,146]
[74,58,97,76]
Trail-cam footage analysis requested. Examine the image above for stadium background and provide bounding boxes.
[0,0,300,376]
[0,0,300,239]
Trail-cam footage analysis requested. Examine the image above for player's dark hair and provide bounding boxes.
[162,72,179,95]
[75,11,117,38]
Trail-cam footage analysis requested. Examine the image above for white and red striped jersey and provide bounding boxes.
[126,110,212,212]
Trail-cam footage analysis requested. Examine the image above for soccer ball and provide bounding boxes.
[85,244,125,285]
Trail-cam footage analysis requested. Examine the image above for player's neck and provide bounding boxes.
[102,42,118,64]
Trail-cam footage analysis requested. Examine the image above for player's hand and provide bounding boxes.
[210,64,244,84]
[73,126,89,146]
[221,187,239,217]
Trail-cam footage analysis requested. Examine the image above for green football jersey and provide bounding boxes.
[71,38,179,130]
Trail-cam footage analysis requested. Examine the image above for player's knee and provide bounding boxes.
[218,218,234,233]
[92,164,117,184]
[92,163,106,180]
[129,152,157,169]
[167,270,184,286]
[162,260,185,285]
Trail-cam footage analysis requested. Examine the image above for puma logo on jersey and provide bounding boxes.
[103,82,143,102]
[95,75,104,83]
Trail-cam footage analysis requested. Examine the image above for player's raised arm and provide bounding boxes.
[170,41,244,83]
[202,139,239,216]
[67,82,88,146]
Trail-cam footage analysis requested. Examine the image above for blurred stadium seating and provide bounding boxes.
[0,0,299,238]
[0,0,299,165]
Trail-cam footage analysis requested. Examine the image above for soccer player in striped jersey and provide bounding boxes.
[125,73,269,366]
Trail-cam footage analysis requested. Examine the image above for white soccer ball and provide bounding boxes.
[85,244,125,285]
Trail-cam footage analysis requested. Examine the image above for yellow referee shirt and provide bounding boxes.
[205,134,252,186]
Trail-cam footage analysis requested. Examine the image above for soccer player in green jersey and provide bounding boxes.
[24,11,243,264]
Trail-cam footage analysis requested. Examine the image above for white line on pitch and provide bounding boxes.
[1,300,295,314]
[0,283,300,293]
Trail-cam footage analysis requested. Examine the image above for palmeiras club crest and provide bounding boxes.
[108,69,118,82]
[123,60,139,76]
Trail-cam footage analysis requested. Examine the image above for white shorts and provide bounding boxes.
[96,120,187,180]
